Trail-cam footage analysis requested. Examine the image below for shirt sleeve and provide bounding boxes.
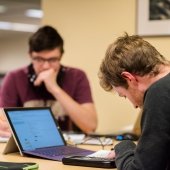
[0,72,19,107]
[73,70,93,104]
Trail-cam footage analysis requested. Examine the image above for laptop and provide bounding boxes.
[3,107,94,161]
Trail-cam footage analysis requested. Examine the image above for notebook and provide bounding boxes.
[3,107,94,161]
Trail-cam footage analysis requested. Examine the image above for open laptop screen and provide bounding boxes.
[5,108,65,151]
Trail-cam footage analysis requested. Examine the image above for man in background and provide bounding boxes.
[99,33,170,170]
[0,25,97,137]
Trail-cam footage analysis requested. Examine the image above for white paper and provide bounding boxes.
[0,136,9,143]
[63,133,85,144]
[87,150,112,158]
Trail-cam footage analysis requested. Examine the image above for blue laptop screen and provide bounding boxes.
[7,109,65,151]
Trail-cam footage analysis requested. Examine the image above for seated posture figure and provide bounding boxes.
[0,25,97,137]
[99,33,170,170]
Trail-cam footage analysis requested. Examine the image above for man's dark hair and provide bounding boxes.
[29,25,64,54]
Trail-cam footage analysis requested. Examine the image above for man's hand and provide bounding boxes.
[34,69,59,93]
[0,113,11,137]
[107,150,116,159]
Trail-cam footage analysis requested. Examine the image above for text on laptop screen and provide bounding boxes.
[7,109,65,151]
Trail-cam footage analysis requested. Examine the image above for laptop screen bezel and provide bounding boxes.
[4,107,67,152]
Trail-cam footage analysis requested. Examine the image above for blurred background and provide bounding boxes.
[3,0,167,134]
[0,0,41,74]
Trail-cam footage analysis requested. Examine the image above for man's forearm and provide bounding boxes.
[51,86,97,133]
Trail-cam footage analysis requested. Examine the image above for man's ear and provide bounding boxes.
[121,71,136,82]
[59,55,63,61]
[29,52,32,58]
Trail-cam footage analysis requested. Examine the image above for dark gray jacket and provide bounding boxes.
[115,73,170,170]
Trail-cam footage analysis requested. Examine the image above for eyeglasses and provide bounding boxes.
[32,57,61,65]
[65,134,113,150]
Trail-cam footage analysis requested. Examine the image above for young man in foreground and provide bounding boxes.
[99,33,170,170]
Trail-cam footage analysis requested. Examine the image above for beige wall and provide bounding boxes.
[42,0,170,133]
[0,33,31,73]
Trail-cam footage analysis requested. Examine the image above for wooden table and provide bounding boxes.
[0,143,117,170]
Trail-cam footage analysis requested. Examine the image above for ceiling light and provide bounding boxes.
[0,21,39,32]
[25,9,43,18]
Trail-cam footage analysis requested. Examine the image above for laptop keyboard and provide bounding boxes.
[33,146,90,157]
